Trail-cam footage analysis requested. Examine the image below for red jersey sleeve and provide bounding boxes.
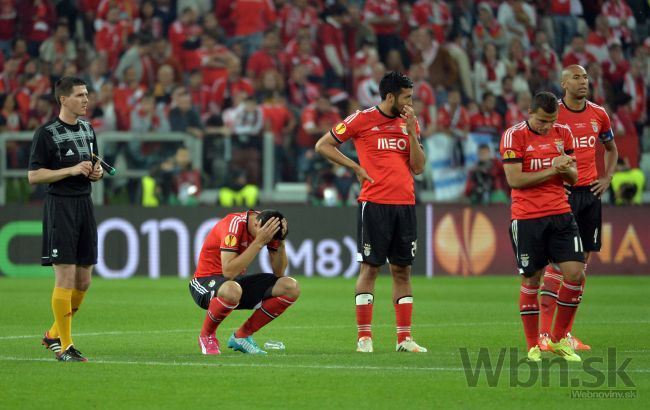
[219,218,244,253]
[598,109,614,143]
[561,124,575,155]
[500,126,524,164]
[329,110,362,144]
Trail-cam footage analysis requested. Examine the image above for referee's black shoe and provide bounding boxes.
[42,332,61,354]
[56,345,88,362]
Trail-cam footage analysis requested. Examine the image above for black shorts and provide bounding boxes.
[189,273,279,310]
[568,186,602,252]
[509,212,585,275]
[357,201,417,266]
[41,194,97,266]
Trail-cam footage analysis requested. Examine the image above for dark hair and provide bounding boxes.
[530,91,558,114]
[478,143,490,151]
[54,76,86,106]
[256,209,285,240]
[379,71,413,100]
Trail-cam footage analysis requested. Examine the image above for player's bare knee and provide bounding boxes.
[360,263,380,280]
[390,265,411,283]
[521,269,543,286]
[563,269,584,283]
[218,281,242,303]
[276,277,300,299]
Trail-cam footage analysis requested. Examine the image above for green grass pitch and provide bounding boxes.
[0,276,648,409]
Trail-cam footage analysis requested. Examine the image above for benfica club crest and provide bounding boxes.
[591,120,599,133]
[554,139,564,153]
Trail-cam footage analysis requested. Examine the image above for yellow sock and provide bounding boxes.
[48,289,86,339]
[51,287,73,351]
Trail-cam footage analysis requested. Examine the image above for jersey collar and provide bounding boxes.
[561,98,587,113]
[376,105,397,119]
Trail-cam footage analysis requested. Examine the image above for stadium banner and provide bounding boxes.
[427,205,649,276]
[1,205,648,278]
[0,205,425,279]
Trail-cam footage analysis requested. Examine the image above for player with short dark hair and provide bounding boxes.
[189,209,299,355]
[538,65,618,352]
[315,71,427,353]
[28,76,103,362]
[501,91,585,362]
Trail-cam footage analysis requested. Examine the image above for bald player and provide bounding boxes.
[538,65,618,352]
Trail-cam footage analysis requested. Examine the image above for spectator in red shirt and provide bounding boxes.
[472,2,506,58]
[470,91,504,139]
[114,66,147,130]
[277,0,319,45]
[602,42,630,90]
[261,92,297,182]
[0,57,19,93]
[134,0,164,40]
[505,90,531,128]
[586,60,607,106]
[411,0,452,44]
[409,62,437,127]
[601,0,636,46]
[363,0,402,63]
[317,4,349,89]
[296,94,341,181]
[437,87,470,166]
[562,34,597,68]
[94,6,131,70]
[0,0,17,59]
[289,37,325,83]
[287,63,320,108]
[622,58,647,130]
[246,29,287,87]
[188,69,215,122]
[528,30,560,94]
[547,0,577,55]
[230,0,277,59]
[586,14,614,63]
[196,32,235,88]
[357,62,384,109]
[168,6,203,72]
[212,57,255,112]
[150,37,184,83]
[19,0,56,57]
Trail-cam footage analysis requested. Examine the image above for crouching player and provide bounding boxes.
[500,92,585,362]
[189,209,299,355]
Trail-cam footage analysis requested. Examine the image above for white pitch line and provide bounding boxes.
[1,319,649,341]
[0,356,648,373]
[0,356,464,372]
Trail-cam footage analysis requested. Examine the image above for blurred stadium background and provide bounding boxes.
[1,1,649,408]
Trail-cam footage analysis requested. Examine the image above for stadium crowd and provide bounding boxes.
[0,0,648,205]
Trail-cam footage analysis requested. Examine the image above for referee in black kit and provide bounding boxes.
[28,76,103,362]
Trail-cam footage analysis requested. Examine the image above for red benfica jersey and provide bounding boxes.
[193,211,279,278]
[330,106,421,205]
[500,121,575,220]
[558,99,613,187]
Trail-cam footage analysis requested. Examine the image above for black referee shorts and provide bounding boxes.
[509,212,585,276]
[41,194,97,266]
[189,273,279,310]
[568,186,602,252]
[356,201,417,267]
